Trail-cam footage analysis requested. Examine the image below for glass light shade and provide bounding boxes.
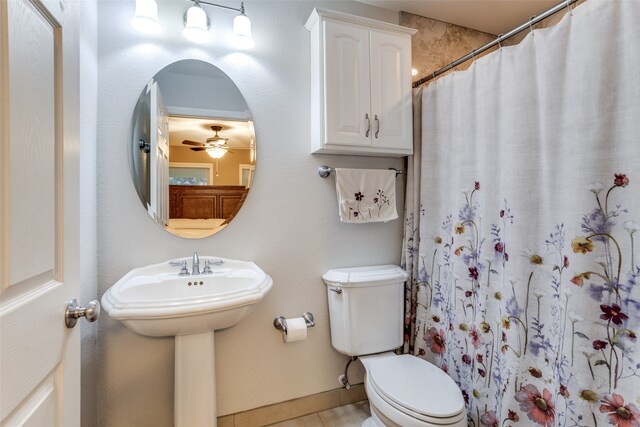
[183,5,210,43]
[131,0,160,34]
[207,148,226,159]
[233,13,254,49]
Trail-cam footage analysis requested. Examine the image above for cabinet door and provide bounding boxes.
[324,20,371,147]
[370,30,412,151]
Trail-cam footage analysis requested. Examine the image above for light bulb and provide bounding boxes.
[131,0,160,34]
[183,4,210,43]
[233,13,254,49]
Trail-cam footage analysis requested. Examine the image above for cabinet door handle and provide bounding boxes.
[374,114,380,138]
[365,113,371,137]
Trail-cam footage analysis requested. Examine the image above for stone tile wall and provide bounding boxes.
[404,0,588,85]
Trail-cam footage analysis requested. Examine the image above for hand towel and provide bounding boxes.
[335,168,398,223]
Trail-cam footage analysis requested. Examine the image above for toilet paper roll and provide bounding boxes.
[283,317,307,343]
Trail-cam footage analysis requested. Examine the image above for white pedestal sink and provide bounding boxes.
[101,257,273,427]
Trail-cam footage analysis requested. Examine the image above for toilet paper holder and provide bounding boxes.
[273,312,315,334]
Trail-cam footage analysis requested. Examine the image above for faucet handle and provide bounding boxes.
[202,260,213,274]
[178,261,190,276]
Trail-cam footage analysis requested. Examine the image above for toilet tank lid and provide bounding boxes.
[322,265,408,287]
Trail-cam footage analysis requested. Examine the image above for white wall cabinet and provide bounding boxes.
[306,9,416,157]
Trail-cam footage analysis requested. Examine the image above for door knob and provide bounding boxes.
[65,299,100,328]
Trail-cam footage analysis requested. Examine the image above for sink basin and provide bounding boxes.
[102,257,273,337]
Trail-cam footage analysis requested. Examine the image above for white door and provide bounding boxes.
[0,0,82,425]
[324,19,371,147]
[370,29,412,151]
[149,81,169,227]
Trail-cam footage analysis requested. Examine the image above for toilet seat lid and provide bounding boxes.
[368,355,465,419]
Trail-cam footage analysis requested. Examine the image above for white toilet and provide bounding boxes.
[323,265,466,427]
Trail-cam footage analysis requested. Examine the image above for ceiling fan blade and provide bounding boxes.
[190,147,207,151]
[182,140,205,146]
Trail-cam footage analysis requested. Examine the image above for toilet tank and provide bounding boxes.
[322,265,408,356]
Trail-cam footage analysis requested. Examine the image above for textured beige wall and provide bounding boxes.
[401,12,496,84]
[169,145,252,186]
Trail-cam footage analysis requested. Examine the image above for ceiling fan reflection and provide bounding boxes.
[182,125,233,156]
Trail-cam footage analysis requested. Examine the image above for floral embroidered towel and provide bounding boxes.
[335,168,398,223]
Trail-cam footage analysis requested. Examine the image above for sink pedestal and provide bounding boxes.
[101,257,274,427]
[175,331,217,427]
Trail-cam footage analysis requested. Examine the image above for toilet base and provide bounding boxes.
[363,401,467,427]
[362,417,379,427]
[364,401,401,427]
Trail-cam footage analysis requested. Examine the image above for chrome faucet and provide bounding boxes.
[192,252,200,275]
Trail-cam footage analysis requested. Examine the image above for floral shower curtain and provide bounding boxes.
[402,1,640,426]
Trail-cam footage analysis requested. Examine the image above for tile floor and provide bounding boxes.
[266,401,370,427]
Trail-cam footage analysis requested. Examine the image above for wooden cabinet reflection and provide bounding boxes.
[170,185,248,222]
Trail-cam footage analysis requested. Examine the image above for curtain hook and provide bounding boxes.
[497,34,503,49]
[529,16,535,36]
[567,0,573,16]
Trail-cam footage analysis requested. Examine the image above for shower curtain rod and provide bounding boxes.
[412,0,579,88]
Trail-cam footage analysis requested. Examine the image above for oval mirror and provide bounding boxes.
[129,60,255,239]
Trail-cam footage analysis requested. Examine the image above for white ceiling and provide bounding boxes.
[357,0,560,35]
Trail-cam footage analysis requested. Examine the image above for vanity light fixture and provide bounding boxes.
[131,0,161,34]
[232,7,254,49]
[131,0,254,48]
[183,1,254,48]
[206,147,227,159]
[183,3,210,43]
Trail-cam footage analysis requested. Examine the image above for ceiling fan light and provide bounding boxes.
[183,4,210,43]
[233,13,254,49]
[131,0,160,34]
[207,147,227,159]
